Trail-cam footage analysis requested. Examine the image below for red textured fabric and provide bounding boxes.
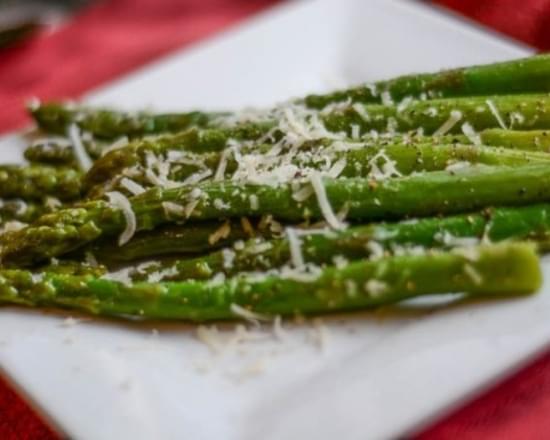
[0,375,56,440]
[414,349,550,439]
[1,1,550,439]
[433,0,550,50]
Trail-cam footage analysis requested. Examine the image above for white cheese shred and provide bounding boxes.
[67,123,92,172]
[286,227,305,269]
[433,110,462,136]
[120,177,146,195]
[352,103,370,122]
[461,122,482,146]
[230,303,270,325]
[214,149,230,181]
[208,221,231,245]
[101,136,129,156]
[309,172,346,230]
[486,99,508,130]
[106,191,136,246]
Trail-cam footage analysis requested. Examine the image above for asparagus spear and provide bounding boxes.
[37,260,107,278]
[479,129,550,152]
[24,141,76,165]
[324,94,550,135]
[88,219,276,263]
[430,129,550,152]
[0,199,61,224]
[0,165,82,201]
[305,54,550,108]
[86,137,550,195]
[30,102,228,139]
[0,243,540,321]
[83,124,273,189]
[23,137,107,165]
[5,163,550,266]
[135,203,550,281]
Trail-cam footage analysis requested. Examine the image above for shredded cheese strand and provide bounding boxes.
[106,191,136,246]
[67,123,92,172]
[309,172,346,230]
[433,110,462,136]
[486,99,508,130]
[120,177,146,195]
[286,227,305,269]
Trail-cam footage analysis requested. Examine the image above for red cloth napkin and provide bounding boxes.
[1,0,550,439]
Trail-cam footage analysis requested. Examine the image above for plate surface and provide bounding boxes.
[0,1,542,439]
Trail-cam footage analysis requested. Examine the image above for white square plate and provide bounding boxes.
[0,1,543,439]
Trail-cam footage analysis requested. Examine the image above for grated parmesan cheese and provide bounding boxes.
[208,221,231,245]
[106,191,136,246]
[162,201,186,218]
[364,279,387,297]
[292,184,314,202]
[101,136,129,156]
[196,325,223,354]
[272,315,286,340]
[309,172,346,230]
[214,148,230,181]
[433,110,462,136]
[463,263,483,285]
[249,194,259,211]
[461,122,481,146]
[67,123,92,172]
[380,90,393,106]
[183,199,200,218]
[44,196,62,210]
[366,240,385,259]
[367,149,402,181]
[352,103,371,122]
[183,169,212,185]
[486,99,508,130]
[213,198,230,210]
[445,161,471,173]
[327,157,347,178]
[396,96,413,113]
[120,177,146,195]
[286,228,305,269]
[310,317,329,352]
[230,303,270,325]
[147,266,180,282]
[509,111,525,127]
[222,248,236,269]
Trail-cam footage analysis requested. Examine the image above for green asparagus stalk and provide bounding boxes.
[479,129,550,152]
[24,141,76,165]
[88,219,276,263]
[408,129,550,152]
[23,137,107,165]
[0,243,540,321]
[30,102,230,139]
[83,124,274,189]
[0,199,61,224]
[324,94,550,135]
[136,203,550,281]
[5,163,550,266]
[37,260,107,278]
[0,165,82,201]
[86,138,550,195]
[305,54,550,108]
